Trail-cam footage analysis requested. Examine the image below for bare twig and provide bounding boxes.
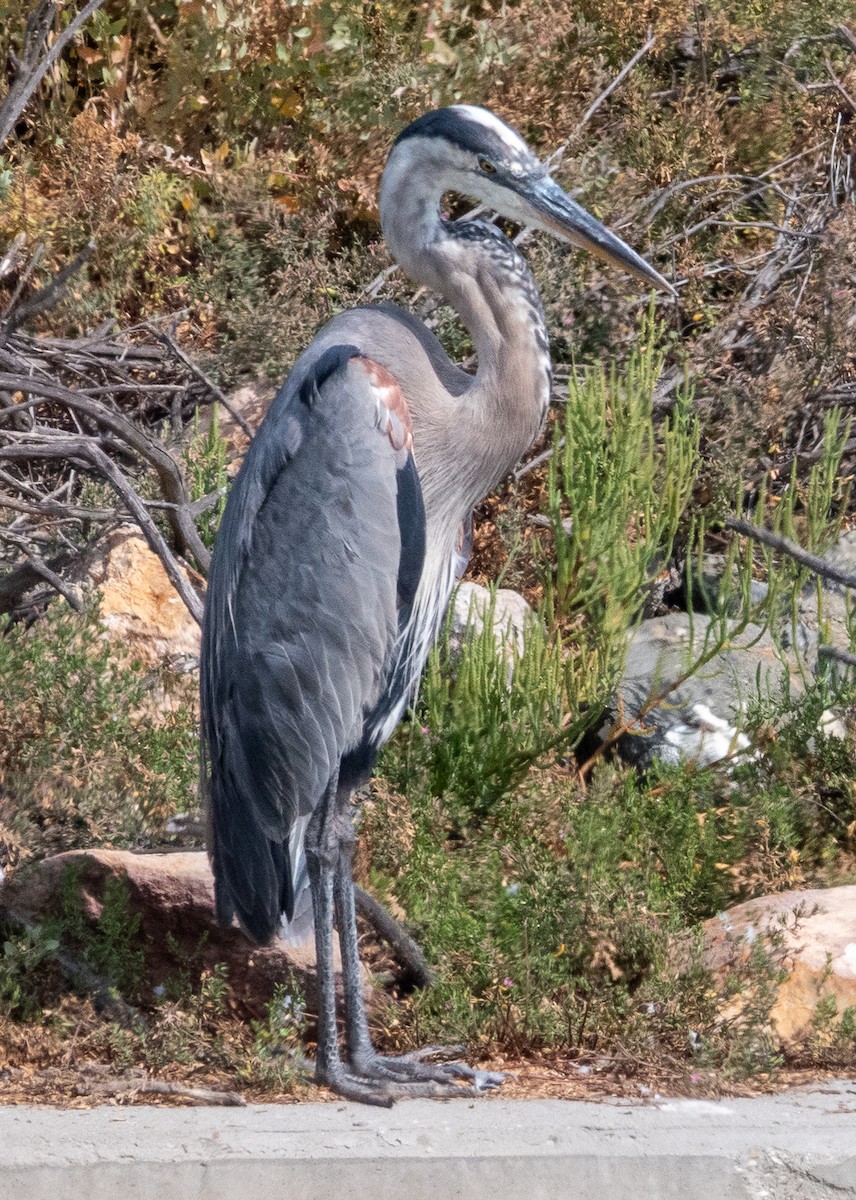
[824,52,856,114]
[0,371,211,572]
[0,0,109,149]
[0,243,95,344]
[514,438,563,481]
[725,516,856,590]
[0,242,45,322]
[549,33,657,169]
[0,528,83,610]
[0,438,205,624]
[146,324,254,440]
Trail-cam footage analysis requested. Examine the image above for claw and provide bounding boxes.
[337,1047,505,1101]
[472,1070,505,1091]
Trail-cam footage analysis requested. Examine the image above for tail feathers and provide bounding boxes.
[211,798,312,945]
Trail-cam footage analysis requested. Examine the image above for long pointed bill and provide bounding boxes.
[526,178,675,296]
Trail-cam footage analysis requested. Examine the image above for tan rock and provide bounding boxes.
[450,582,537,681]
[73,526,201,667]
[217,381,275,458]
[0,849,352,1019]
[686,887,856,1045]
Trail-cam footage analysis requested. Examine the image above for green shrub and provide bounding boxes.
[0,602,198,855]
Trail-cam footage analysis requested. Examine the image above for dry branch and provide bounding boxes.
[0,371,211,572]
[145,323,254,440]
[0,242,94,344]
[725,516,856,590]
[0,240,227,620]
[354,885,433,989]
[74,1076,247,1106]
[0,0,108,149]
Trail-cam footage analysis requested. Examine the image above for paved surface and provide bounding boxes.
[1,1081,854,1199]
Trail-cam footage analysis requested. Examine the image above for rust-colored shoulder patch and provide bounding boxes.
[354,355,414,457]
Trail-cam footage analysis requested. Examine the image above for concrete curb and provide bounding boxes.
[1,1081,854,1200]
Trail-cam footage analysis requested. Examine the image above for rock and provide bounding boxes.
[681,887,856,1047]
[691,553,769,615]
[0,849,357,1019]
[216,381,275,457]
[450,582,535,673]
[614,612,800,768]
[71,526,201,668]
[793,529,856,671]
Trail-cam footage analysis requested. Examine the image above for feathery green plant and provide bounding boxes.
[183,408,230,550]
[409,600,563,825]
[544,307,700,723]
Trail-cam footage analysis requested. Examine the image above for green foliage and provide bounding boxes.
[238,983,308,1090]
[366,315,854,1070]
[142,961,231,1069]
[392,606,565,829]
[52,866,145,998]
[547,310,699,620]
[0,602,198,853]
[0,921,60,1020]
[183,410,230,549]
[545,310,700,720]
[369,666,856,1064]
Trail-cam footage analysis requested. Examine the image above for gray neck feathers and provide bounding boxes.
[380,149,550,530]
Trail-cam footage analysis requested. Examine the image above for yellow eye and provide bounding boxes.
[479,159,496,174]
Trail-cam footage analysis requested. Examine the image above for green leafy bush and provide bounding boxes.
[0,602,198,855]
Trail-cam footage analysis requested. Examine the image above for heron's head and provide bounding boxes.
[386,105,673,295]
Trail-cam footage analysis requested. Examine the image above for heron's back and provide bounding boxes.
[201,345,425,943]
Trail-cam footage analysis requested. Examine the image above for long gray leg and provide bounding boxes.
[305,778,395,1106]
[334,822,504,1096]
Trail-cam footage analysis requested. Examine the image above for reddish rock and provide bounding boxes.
[685,887,856,1045]
[0,849,354,1020]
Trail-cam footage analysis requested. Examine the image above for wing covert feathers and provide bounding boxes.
[201,346,424,943]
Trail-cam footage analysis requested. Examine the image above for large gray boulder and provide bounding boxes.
[613,613,801,768]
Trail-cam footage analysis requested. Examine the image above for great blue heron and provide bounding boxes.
[201,105,671,1106]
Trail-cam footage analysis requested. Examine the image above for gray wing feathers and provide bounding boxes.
[201,346,412,942]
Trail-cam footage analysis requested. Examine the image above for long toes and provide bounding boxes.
[470,1069,505,1091]
[349,1054,505,1093]
[418,1062,505,1091]
[319,1069,479,1105]
[350,1056,462,1085]
[398,1044,467,1064]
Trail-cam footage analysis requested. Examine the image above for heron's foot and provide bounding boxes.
[348,1046,505,1094]
[316,1058,502,1106]
[315,1045,504,1105]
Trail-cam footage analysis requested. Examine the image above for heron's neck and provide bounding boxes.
[380,177,550,510]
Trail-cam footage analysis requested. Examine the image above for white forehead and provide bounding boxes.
[450,105,529,155]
